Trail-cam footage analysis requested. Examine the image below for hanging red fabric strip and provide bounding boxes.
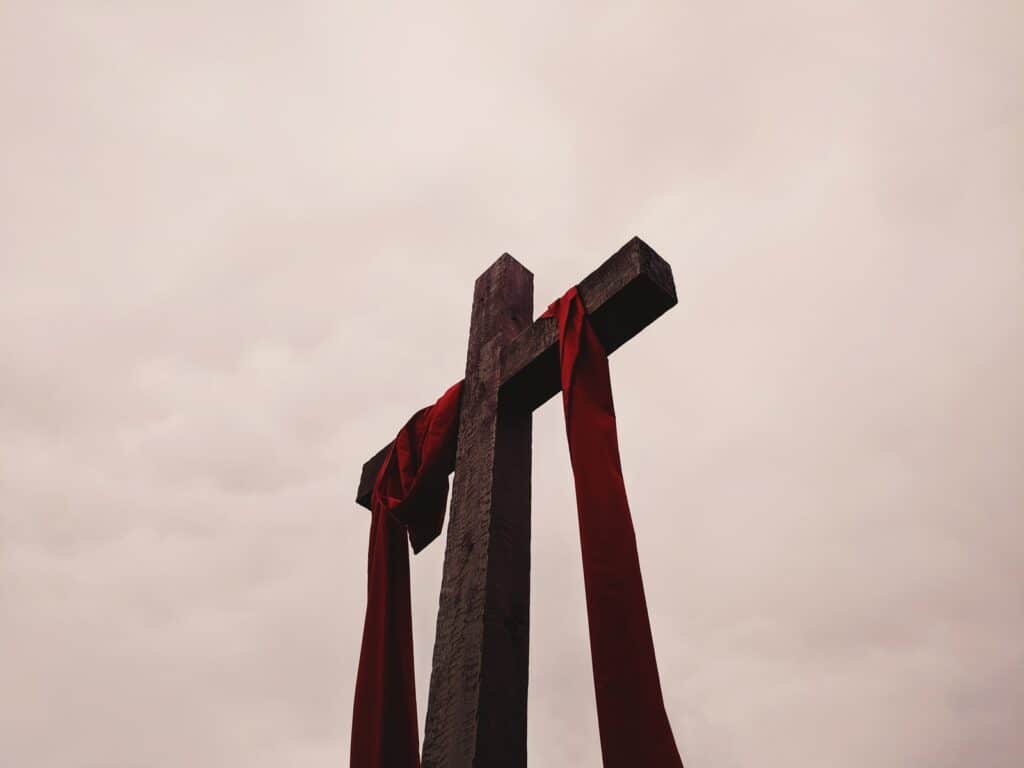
[544,287,684,768]
[350,380,464,768]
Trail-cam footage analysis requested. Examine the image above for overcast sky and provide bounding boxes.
[2,2,1022,766]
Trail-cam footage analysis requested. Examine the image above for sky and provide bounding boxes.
[1,1,1022,766]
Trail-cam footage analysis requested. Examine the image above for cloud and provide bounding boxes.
[2,1,1022,766]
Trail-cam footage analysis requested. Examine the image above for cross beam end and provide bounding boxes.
[355,442,393,510]
[500,235,676,412]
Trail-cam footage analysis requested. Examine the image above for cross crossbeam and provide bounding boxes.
[356,237,676,507]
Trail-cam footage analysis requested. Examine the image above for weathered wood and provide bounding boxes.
[355,444,390,511]
[354,236,676,509]
[420,255,534,768]
[500,235,677,412]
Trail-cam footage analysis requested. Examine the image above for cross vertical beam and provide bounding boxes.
[421,255,534,768]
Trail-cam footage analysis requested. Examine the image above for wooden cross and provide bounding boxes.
[355,237,677,767]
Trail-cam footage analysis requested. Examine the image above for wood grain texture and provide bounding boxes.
[499,236,677,412]
[420,255,534,768]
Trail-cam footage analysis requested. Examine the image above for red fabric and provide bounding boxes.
[352,287,682,766]
[544,287,684,767]
[350,381,463,768]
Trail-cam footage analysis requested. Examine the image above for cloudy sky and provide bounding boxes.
[2,2,1022,766]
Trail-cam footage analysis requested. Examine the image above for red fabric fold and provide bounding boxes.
[350,380,463,768]
[544,287,684,768]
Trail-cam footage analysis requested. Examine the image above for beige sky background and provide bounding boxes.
[2,2,1022,766]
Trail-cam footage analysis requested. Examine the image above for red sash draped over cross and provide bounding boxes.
[350,380,463,768]
[351,288,683,768]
